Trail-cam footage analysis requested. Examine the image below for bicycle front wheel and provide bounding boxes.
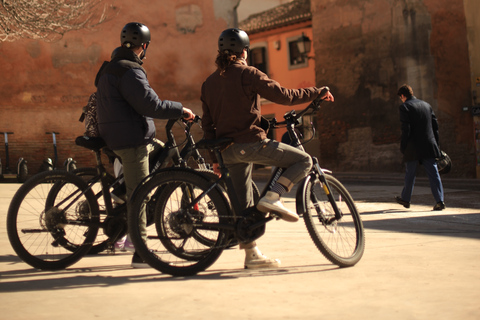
[128,169,230,276]
[302,173,365,267]
[6,170,100,270]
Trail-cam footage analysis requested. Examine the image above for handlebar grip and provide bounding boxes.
[319,86,330,98]
[181,115,201,124]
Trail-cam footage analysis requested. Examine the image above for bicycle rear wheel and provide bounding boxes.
[302,173,365,267]
[7,170,100,270]
[128,169,229,276]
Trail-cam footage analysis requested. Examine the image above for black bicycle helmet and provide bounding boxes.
[218,28,250,54]
[120,22,151,48]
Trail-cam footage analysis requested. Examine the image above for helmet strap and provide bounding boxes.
[140,43,149,60]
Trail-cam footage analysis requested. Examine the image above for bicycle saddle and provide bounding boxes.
[75,136,106,151]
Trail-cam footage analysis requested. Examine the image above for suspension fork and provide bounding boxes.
[311,157,343,221]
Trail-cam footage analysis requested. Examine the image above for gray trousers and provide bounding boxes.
[114,145,150,242]
[222,139,312,209]
[222,139,312,249]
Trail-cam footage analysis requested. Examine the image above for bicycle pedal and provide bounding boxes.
[269,212,281,220]
[106,243,116,255]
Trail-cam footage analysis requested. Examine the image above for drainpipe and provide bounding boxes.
[233,0,241,28]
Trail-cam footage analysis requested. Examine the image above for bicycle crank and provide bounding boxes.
[235,208,268,244]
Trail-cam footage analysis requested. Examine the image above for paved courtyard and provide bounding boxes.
[1,173,479,320]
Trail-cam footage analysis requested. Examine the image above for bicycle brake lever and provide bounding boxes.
[269,117,278,129]
[312,86,331,109]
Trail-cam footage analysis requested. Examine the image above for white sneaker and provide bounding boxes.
[111,192,126,204]
[131,252,150,268]
[257,191,299,222]
[244,247,281,269]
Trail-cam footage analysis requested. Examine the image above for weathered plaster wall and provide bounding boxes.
[0,0,236,174]
[463,0,480,178]
[311,0,474,177]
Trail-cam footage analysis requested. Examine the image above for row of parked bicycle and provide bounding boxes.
[0,131,76,183]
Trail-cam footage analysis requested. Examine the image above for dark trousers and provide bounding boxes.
[401,158,444,203]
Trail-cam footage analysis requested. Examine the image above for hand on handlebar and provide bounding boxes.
[182,107,195,121]
[319,87,334,102]
[212,163,221,177]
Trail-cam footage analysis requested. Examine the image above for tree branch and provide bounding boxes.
[0,0,118,42]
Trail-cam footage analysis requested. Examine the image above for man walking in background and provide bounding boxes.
[395,84,445,211]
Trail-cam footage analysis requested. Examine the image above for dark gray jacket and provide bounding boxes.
[96,47,183,150]
[399,96,441,162]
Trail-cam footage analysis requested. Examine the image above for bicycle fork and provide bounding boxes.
[298,157,343,223]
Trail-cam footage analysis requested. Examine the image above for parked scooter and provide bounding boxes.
[0,132,28,183]
[41,131,77,172]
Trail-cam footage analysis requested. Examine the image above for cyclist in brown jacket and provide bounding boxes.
[201,28,334,269]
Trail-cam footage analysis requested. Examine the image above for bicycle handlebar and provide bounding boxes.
[164,115,202,146]
[271,86,330,128]
[181,115,201,125]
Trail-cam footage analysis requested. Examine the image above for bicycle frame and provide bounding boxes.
[11,116,202,252]
[270,98,344,221]
[183,88,344,241]
[74,116,206,220]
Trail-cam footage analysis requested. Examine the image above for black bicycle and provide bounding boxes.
[5,117,214,270]
[127,87,365,276]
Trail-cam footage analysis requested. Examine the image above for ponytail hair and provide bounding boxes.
[215,50,241,75]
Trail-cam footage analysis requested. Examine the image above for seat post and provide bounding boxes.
[94,149,114,212]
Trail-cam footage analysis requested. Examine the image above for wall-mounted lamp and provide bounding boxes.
[297,32,312,56]
[274,40,281,50]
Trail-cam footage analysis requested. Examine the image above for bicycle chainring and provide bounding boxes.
[235,207,266,244]
[104,215,127,239]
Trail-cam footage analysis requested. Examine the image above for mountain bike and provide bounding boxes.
[127,88,365,276]
[5,117,215,270]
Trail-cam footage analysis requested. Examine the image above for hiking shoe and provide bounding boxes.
[244,248,281,269]
[395,196,410,209]
[433,201,446,211]
[257,191,299,222]
[131,252,150,268]
[114,235,127,251]
[124,239,135,253]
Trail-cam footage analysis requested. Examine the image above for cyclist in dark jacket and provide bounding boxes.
[96,22,194,268]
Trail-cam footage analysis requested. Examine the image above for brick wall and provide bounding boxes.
[0,0,235,179]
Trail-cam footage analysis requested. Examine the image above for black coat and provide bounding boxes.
[96,47,183,150]
[399,96,440,162]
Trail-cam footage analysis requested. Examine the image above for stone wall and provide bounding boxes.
[311,0,475,177]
